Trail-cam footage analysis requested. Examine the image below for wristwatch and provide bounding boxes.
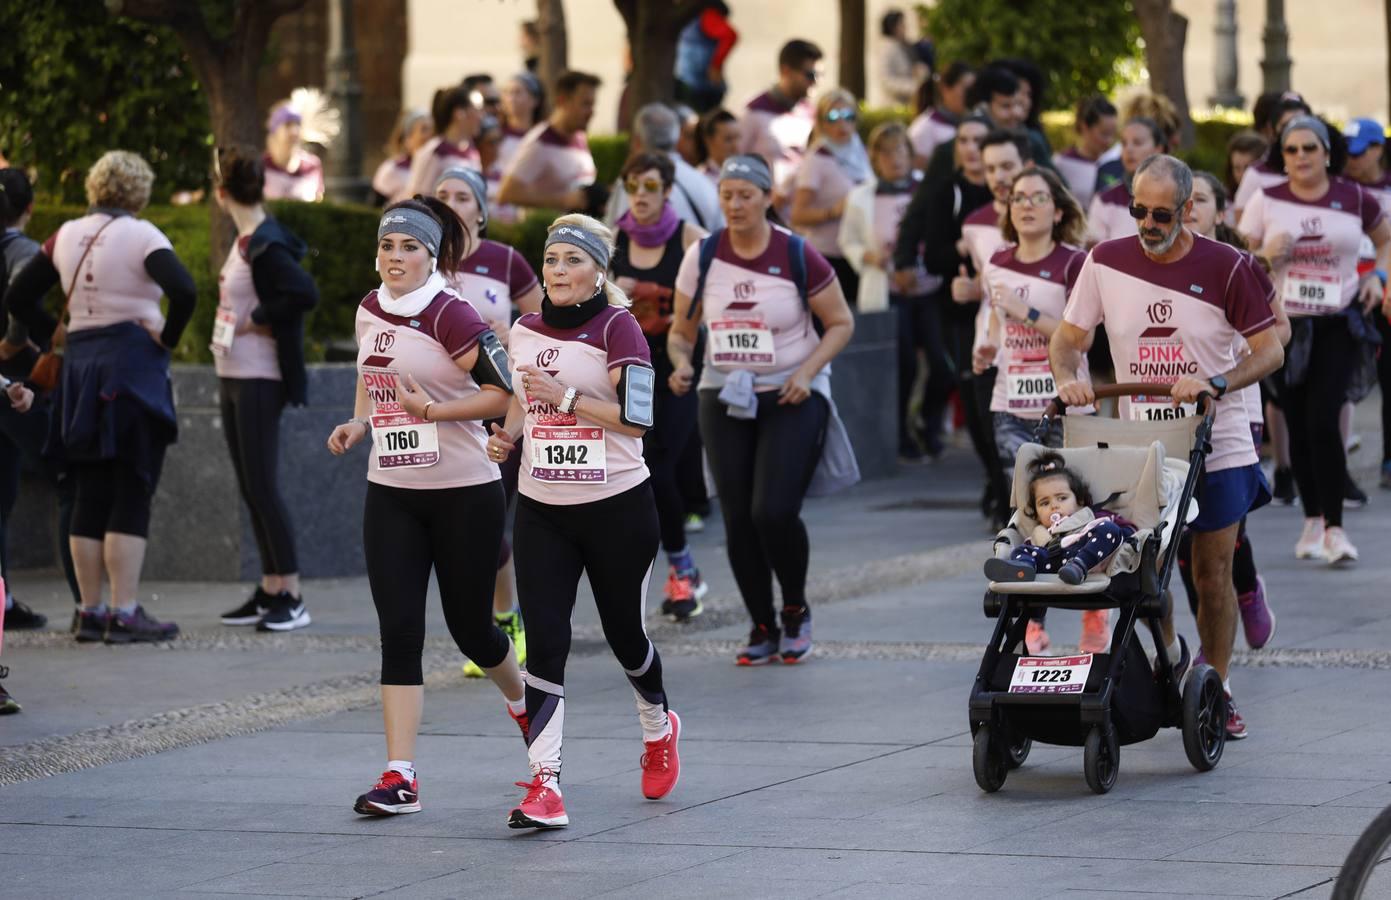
[1026,307,1041,323]
[560,386,580,414]
[1208,374,1229,400]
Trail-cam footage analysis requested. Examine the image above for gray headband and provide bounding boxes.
[434,166,489,228]
[719,155,773,192]
[545,224,610,271]
[378,207,442,257]
[1282,115,1331,151]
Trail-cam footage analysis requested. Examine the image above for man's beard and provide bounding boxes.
[1139,223,1180,255]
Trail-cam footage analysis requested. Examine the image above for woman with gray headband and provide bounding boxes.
[669,154,857,666]
[326,197,528,818]
[1240,115,1391,565]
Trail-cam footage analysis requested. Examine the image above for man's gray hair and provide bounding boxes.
[634,103,680,153]
[1134,154,1194,207]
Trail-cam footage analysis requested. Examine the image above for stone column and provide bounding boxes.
[324,0,369,203]
[1260,0,1292,94]
[1210,0,1243,108]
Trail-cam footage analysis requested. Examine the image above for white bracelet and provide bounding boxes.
[351,416,370,429]
[560,386,580,414]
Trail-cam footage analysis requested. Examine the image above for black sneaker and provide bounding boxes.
[1272,467,1296,505]
[221,588,274,626]
[256,593,311,632]
[74,609,110,643]
[0,666,19,714]
[3,599,47,630]
[105,605,179,643]
[1345,475,1369,509]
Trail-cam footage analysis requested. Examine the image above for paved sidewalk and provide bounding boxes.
[3,415,1391,898]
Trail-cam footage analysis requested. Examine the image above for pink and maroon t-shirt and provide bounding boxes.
[406,136,481,201]
[502,123,598,204]
[674,227,837,389]
[1232,161,1287,216]
[44,213,173,333]
[443,239,538,338]
[740,90,816,198]
[1231,250,1278,427]
[508,306,651,505]
[794,147,864,258]
[1239,176,1384,317]
[488,126,530,225]
[1053,147,1102,208]
[1062,234,1276,472]
[873,180,937,295]
[960,201,1008,347]
[982,244,1088,415]
[355,290,499,490]
[1356,173,1391,266]
[371,154,413,204]
[262,150,324,202]
[212,236,279,381]
[907,109,957,163]
[1087,182,1135,244]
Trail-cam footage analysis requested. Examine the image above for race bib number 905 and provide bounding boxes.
[1008,654,1093,694]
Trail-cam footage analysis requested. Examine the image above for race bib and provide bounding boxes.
[710,318,775,366]
[1005,362,1055,412]
[530,425,607,483]
[1009,654,1093,694]
[1127,394,1197,422]
[371,412,440,469]
[210,308,237,356]
[1282,268,1342,315]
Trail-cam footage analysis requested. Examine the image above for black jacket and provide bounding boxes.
[246,216,317,406]
[893,170,993,280]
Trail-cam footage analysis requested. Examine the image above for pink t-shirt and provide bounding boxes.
[44,213,173,334]
[443,239,538,336]
[1239,177,1384,316]
[502,124,598,203]
[1356,173,1391,263]
[741,91,816,197]
[405,136,481,201]
[263,150,324,202]
[1087,182,1134,244]
[1053,147,1101,209]
[355,290,498,490]
[1062,234,1276,471]
[983,244,1087,414]
[213,236,280,381]
[488,126,530,225]
[371,154,412,203]
[907,109,956,162]
[1232,161,1287,215]
[1231,249,1277,426]
[873,182,937,295]
[794,147,863,258]
[508,306,651,505]
[961,201,1009,347]
[674,227,837,388]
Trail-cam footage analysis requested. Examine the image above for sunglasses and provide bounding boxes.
[1129,204,1178,224]
[825,107,856,123]
[1010,190,1053,208]
[1282,142,1322,156]
[802,68,820,82]
[625,177,664,195]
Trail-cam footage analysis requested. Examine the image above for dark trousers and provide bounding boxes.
[1285,316,1357,527]
[941,300,1007,518]
[220,378,298,575]
[894,291,951,450]
[643,386,700,554]
[0,399,79,602]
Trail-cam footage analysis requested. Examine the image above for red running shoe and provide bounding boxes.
[353,769,420,816]
[509,771,568,829]
[641,710,681,800]
[508,704,529,743]
[1225,692,1248,740]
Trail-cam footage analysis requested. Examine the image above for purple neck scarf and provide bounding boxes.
[618,202,681,248]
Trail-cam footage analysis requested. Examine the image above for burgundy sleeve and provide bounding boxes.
[41,231,58,257]
[604,310,652,369]
[507,246,539,299]
[803,242,837,296]
[1360,185,1386,233]
[1224,257,1277,337]
[1063,249,1086,293]
[436,297,489,359]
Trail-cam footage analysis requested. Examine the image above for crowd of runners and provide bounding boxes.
[2,11,1390,828]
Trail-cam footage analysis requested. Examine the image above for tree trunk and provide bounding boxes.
[839,0,867,100]
[536,0,568,111]
[1134,0,1194,148]
[613,0,701,131]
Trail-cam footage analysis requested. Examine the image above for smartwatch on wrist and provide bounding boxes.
[1026,307,1041,323]
[1208,374,1229,400]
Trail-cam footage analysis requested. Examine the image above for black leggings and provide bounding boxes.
[220,378,297,575]
[1378,311,1391,465]
[70,454,164,539]
[699,389,828,628]
[895,292,952,447]
[1285,316,1356,527]
[1178,516,1259,615]
[644,385,700,553]
[941,301,1007,517]
[363,480,509,685]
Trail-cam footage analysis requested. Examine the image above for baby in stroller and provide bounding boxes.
[985,452,1136,586]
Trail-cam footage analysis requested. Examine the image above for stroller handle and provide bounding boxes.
[1040,382,1217,422]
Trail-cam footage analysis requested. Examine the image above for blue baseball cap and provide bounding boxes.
[1343,118,1386,156]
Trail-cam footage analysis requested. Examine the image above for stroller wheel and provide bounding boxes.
[972,726,1008,793]
[1083,726,1119,794]
[1182,665,1227,772]
[1006,734,1032,770]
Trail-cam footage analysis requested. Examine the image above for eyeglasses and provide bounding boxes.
[825,107,856,123]
[624,177,664,195]
[1010,190,1053,208]
[1129,204,1178,224]
[1282,142,1322,156]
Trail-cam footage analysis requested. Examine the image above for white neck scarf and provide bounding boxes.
[376,271,447,318]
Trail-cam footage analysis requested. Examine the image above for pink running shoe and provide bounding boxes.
[1237,575,1276,649]
[1079,609,1111,654]
[640,710,682,800]
[509,771,568,829]
[1025,620,1051,655]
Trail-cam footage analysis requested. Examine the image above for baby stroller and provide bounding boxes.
[968,383,1227,795]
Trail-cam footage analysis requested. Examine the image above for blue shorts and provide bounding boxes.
[1189,463,1271,533]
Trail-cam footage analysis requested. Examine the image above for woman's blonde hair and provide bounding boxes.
[814,88,858,140]
[85,150,154,212]
[866,122,911,167]
[547,213,630,308]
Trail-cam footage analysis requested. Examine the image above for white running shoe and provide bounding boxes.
[1323,527,1359,565]
[1295,519,1326,559]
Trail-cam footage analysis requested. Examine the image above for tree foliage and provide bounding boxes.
[0,0,211,203]
[918,0,1141,110]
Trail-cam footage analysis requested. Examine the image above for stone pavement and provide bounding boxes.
[3,418,1391,898]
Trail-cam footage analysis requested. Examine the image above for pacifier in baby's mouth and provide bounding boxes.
[1049,512,1064,526]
